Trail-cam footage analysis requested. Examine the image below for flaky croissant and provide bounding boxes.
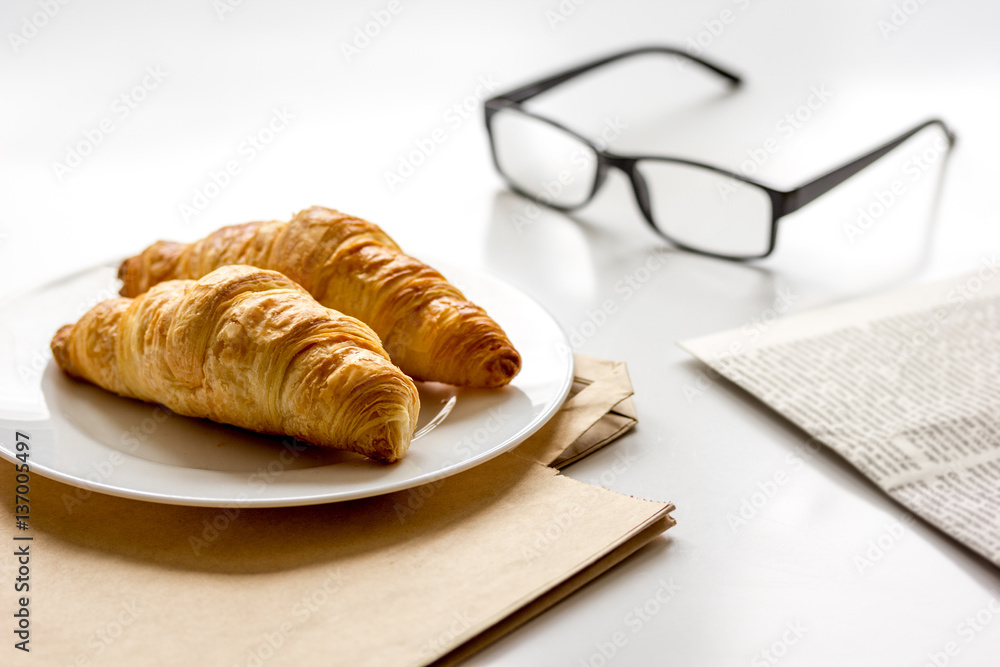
[52,265,420,462]
[118,206,522,388]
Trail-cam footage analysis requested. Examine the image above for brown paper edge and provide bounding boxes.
[428,505,676,667]
[516,354,636,467]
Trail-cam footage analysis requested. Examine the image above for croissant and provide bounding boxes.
[118,206,521,388]
[51,265,420,463]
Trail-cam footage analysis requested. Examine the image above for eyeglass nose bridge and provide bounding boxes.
[593,153,656,225]
[598,152,637,175]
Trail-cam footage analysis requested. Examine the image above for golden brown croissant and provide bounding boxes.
[118,206,522,388]
[52,265,420,462]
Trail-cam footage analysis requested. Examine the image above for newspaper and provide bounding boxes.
[680,260,1000,567]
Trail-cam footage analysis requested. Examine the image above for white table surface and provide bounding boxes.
[3,1,999,665]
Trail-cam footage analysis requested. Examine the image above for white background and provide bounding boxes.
[3,0,1000,665]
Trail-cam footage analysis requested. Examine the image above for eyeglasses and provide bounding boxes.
[483,46,956,260]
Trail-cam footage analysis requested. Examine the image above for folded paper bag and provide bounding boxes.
[0,354,674,667]
[518,355,639,469]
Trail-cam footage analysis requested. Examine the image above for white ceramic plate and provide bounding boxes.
[0,260,572,507]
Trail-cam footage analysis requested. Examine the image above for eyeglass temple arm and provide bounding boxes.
[491,45,741,105]
[781,118,956,216]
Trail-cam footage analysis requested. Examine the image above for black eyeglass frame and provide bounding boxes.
[483,46,957,260]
